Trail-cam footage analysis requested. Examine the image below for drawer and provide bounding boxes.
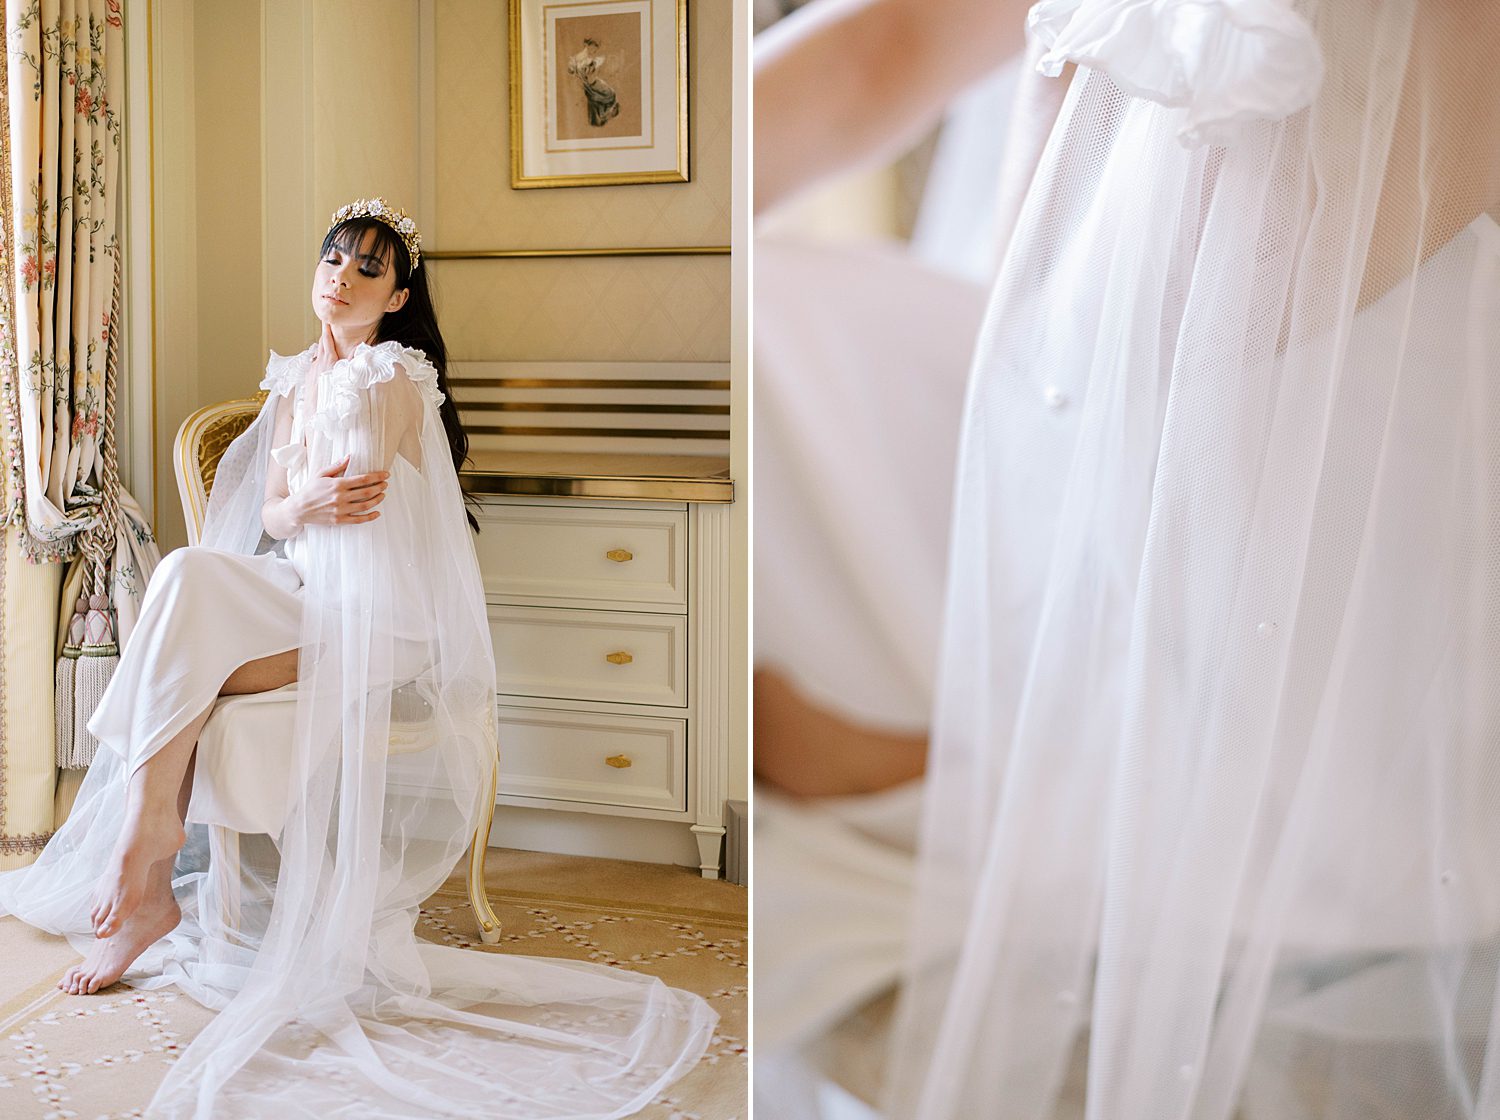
[474,504,687,609]
[495,705,686,812]
[489,605,687,708]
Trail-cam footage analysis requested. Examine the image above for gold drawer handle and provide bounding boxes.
[605,650,633,665]
[605,754,633,769]
[606,548,633,563]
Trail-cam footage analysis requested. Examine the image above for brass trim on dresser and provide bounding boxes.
[463,401,729,415]
[465,425,730,441]
[462,471,732,503]
[457,377,729,391]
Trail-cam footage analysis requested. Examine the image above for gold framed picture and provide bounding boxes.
[509,0,689,188]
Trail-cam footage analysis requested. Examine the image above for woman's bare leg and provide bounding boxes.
[62,843,182,995]
[220,647,298,696]
[60,648,300,995]
[87,702,214,939]
[753,667,928,798]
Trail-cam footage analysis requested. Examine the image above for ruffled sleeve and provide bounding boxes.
[260,346,314,397]
[1026,0,1324,148]
[346,341,447,414]
[306,341,448,440]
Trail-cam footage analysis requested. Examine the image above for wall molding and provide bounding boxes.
[140,0,198,547]
[121,0,157,521]
[427,246,731,260]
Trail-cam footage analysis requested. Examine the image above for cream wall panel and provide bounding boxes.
[147,0,201,551]
[310,1,421,224]
[193,1,264,412]
[122,0,157,512]
[262,0,316,355]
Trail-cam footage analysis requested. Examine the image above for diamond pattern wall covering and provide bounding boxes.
[434,255,730,362]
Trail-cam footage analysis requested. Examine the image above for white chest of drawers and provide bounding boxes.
[472,494,732,878]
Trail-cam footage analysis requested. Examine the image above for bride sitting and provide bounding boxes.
[0,197,715,1119]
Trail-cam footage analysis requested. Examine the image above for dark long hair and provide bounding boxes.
[320,216,480,533]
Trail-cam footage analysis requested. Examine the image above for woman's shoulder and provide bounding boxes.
[340,340,446,411]
[260,344,316,397]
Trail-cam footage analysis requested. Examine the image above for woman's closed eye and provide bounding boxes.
[323,254,381,278]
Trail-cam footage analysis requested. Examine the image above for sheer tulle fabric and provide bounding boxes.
[887,2,1500,1118]
[0,340,715,1118]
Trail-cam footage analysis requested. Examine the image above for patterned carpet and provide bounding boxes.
[0,848,747,1119]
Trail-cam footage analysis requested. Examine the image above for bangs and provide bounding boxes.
[321,217,404,276]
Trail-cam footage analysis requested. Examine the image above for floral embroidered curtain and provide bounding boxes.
[2,0,159,798]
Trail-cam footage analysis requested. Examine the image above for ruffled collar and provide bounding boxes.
[261,338,446,451]
[263,339,405,393]
[315,338,408,376]
[262,339,443,403]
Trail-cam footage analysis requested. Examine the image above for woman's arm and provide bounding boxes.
[363,370,425,477]
[987,36,1077,280]
[754,0,1035,216]
[261,391,303,540]
[259,382,392,539]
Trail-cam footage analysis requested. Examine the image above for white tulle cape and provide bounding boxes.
[887,2,1500,1118]
[0,339,716,1118]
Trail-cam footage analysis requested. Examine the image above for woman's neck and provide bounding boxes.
[327,324,380,359]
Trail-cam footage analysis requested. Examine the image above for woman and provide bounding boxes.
[569,38,622,127]
[0,198,716,1118]
[760,1,1500,1117]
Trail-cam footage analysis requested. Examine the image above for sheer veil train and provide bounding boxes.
[888,1,1500,1117]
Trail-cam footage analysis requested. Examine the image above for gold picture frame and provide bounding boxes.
[509,0,689,188]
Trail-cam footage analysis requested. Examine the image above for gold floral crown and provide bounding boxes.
[327,197,422,269]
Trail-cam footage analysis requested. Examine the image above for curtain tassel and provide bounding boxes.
[53,594,87,767]
[63,592,119,770]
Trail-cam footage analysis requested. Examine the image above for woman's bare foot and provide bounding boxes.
[754,667,929,797]
[60,873,181,995]
[89,809,186,937]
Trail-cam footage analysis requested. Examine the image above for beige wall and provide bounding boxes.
[192,0,264,411]
[152,0,733,548]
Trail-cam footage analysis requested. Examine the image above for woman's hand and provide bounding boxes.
[288,454,390,528]
[310,319,341,377]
